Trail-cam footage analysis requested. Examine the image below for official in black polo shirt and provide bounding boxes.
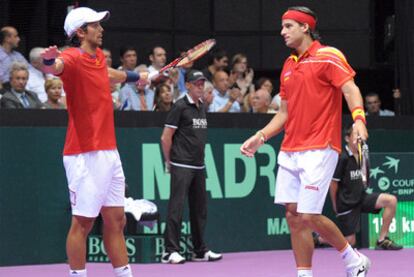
[326,126,402,250]
[160,70,222,264]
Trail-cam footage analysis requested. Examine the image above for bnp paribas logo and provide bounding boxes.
[370,156,399,191]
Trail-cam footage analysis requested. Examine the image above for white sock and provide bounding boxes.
[340,243,361,268]
[297,268,312,277]
[69,269,87,276]
[114,264,133,277]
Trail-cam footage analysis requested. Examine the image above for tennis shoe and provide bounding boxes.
[191,250,222,262]
[161,252,185,264]
[375,237,403,250]
[346,250,371,277]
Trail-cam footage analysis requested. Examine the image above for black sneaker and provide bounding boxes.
[375,237,403,250]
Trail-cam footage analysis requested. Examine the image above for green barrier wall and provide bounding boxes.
[1,112,413,266]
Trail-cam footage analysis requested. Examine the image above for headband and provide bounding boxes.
[282,10,316,31]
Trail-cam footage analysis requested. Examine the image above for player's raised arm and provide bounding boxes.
[107,67,149,85]
[41,46,64,75]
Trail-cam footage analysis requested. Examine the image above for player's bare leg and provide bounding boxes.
[300,214,348,251]
[101,207,128,267]
[375,194,397,241]
[285,203,314,276]
[66,216,95,270]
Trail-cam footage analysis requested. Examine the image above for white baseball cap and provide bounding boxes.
[64,7,110,38]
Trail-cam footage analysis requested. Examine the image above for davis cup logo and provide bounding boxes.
[378,177,391,191]
[370,154,414,198]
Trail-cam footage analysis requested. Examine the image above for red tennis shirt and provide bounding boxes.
[279,41,355,153]
[58,47,116,155]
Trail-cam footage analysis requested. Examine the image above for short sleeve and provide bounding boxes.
[317,47,356,88]
[332,153,348,182]
[165,102,182,128]
[58,49,78,78]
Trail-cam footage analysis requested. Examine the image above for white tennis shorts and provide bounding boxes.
[63,149,125,218]
[274,147,338,214]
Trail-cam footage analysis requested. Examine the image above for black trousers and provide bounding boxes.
[164,165,208,255]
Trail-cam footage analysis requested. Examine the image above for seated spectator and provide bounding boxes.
[365,92,395,116]
[201,48,229,82]
[0,62,43,109]
[256,77,279,111]
[252,89,275,113]
[316,125,402,250]
[203,81,214,110]
[229,53,254,97]
[153,83,173,112]
[119,65,154,111]
[43,78,65,109]
[209,70,241,112]
[103,48,122,109]
[148,46,167,75]
[103,48,113,67]
[0,26,29,90]
[117,45,137,71]
[26,47,48,102]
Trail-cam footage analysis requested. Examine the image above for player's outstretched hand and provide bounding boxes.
[240,134,263,157]
[41,46,60,60]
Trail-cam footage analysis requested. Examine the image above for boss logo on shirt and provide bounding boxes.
[192,118,207,129]
[350,169,362,181]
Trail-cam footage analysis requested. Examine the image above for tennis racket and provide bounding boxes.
[358,139,371,188]
[149,39,216,80]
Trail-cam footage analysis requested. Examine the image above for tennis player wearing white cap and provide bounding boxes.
[41,7,148,277]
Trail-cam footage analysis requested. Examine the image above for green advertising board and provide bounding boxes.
[366,153,414,248]
[367,153,414,199]
[368,201,414,248]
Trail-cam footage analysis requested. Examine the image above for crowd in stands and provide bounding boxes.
[0,25,398,116]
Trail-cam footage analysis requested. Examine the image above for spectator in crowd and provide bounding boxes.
[165,68,181,101]
[43,78,65,109]
[103,48,113,67]
[229,53,254,97]
[201,48,229,82]
[160,69,222,264]
[118,45,137,71]
[26,47,48,102]
[203,81,214,110]
[153,83,173,112]
[0,62,43,109]
[365,92,395,116]
[119,65,154,111]
[0,26,29,90]
[148,46,167,75]
[103,48,122,109]
[315,125,402,250]
[256,77,280,112]
[209,70,241,112]
[252,88,275,113]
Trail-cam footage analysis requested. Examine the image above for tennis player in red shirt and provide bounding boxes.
[41,7,147,277]
[241,6,370,277]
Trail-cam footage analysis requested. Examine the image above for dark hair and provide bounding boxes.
[256,77,273,89]
[287,6,321,41]
[344,123,353,137]
[207,48,228,66]
[365,92,379,98]
[119,45,136,58]
[67,24,88,47]
[0,29,7,44]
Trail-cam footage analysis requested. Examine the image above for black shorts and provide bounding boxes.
[336,192,382,236]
